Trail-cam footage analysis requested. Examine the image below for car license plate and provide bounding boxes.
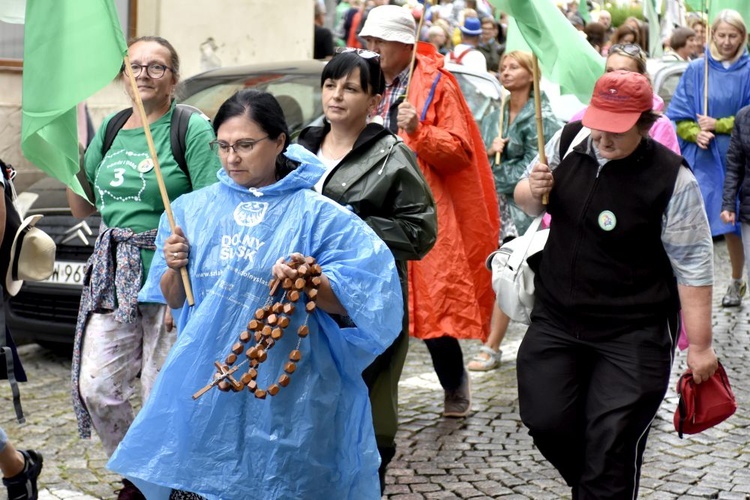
[44,261,87,286]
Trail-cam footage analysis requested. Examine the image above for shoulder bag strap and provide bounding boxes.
[505,214,545,278]
[0,294,24,423]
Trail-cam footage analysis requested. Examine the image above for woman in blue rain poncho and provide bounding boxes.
[667,9,750,307]
[107,89,402,500]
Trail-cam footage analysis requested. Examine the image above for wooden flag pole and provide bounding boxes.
[123,55,195,306]
[532,55,549,205]
[494,90,508,165]
[404,7,426,101]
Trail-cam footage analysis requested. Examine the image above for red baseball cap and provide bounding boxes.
[582,71,653,134]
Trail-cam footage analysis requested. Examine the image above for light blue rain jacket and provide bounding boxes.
[108,145,402,500]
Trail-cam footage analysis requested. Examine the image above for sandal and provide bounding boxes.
[467,346,501,372]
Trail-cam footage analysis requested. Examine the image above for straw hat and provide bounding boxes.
[5,215,56,297]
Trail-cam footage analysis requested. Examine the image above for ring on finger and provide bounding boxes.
[172,252,179,259]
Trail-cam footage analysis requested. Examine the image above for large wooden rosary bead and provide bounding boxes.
[284,362,297,374]
[218,380,231,392]
[247,380,258,392]
[240,373,253,385]
[278,374,291,387]
[286,290,300,302]
[254,389,267,399]
[247,347,259,359]
[257,349,268,362]
[262,325,272,337]
[290,350,302,362]
[294,278,306,290]
[248,319,263,331]
[282,278,294,289]
[272,303,284,314]
[298,325,309,337]
[254,308,266,320]
[305,256,316,266]
[278,315,290,328]
[226,353,237,365]
[231,342,244,355]
[239,330,251,342]
[271,328,283,340]
[283,303,295,315]
[297,264,309,276]
[307,289,318,300]
[305,301,317,313]
[310,276,322,287]
[267,314,278,326]
[268,384,280,396]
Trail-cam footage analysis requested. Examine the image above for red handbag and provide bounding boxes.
[674,362,737,438]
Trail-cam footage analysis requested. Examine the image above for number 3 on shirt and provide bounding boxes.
[110,167,126,187]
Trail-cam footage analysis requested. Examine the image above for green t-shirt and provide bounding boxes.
[84,102,221,275]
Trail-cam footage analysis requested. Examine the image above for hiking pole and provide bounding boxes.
[532,55,549,205]
[123,55,195,306]
[495,90,508,165]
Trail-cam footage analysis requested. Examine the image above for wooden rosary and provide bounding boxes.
[193,256,322,400]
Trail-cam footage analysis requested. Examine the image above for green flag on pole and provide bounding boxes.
[21,0,127,198]
[488,0,604,104]
[708,1,750,27]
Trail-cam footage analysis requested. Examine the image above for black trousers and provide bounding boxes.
[424,336,465,391]
[517,305,677,500]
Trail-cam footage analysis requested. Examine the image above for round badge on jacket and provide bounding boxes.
[137,158,154,173]
[598,210,617,231]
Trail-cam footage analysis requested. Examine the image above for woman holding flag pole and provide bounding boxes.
[667,8,750,308]
[66,36,221,499]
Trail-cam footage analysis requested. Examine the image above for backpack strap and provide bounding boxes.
[450,46,475,64]
[101,108,133,158]
[170,104,208,189]
[100,104,208,189]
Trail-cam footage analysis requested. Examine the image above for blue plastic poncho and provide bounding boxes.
[108,145,402,500]
[666,49,750,236]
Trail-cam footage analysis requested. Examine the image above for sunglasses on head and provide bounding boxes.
[610,43,646,59]
[335,47,381,60]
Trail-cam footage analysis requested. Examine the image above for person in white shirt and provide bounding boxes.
[446,17,488,73]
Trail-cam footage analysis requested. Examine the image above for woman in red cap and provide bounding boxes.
[513,70,718,499]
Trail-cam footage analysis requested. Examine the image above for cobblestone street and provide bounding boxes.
[2,240,749,499]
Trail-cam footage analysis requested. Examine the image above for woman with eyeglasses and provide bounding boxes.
[297,49,437,492]
[66,35,221,498]
[668,9,750,308]
[107,89,403,500]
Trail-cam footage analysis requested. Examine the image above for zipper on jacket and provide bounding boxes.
[568,166,603,337]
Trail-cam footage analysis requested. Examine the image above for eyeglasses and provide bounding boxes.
[335,47,381,61]
[210,137,270,156]
[127,63,173,79]
[610,43,646,60]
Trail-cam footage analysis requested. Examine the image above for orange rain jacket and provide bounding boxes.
[404,42,500,341]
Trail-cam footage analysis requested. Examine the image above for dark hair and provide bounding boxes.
[670,27,696,50]
[611,24,640,47]
[636,110,660,132]
[213,89,297,180]
[322,51,385,95]
[125,36,181,81]
[584,22,606,50]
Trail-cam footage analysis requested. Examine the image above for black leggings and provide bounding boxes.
[424,336,465,391]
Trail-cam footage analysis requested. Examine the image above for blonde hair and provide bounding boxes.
[710,9,748,60]
[501,50,535,77]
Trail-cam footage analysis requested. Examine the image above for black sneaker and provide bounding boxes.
[2,449,43,500]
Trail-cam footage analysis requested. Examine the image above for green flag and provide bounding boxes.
[643,0,663,58]
[21,0,127,198]
[489,0,604,104]
[709,1,750,27]
[578,0,590,23]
